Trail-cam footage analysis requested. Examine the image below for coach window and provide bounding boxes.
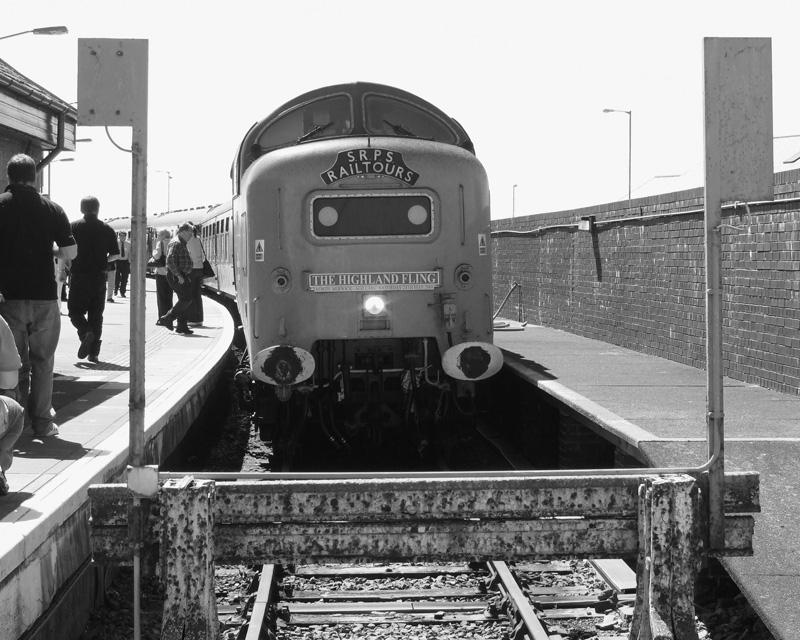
[363,95,457,144]
[255,95,353,151]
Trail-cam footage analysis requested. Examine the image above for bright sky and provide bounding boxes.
[2,0,799,221]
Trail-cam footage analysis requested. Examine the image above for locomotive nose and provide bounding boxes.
[253,345,315,386]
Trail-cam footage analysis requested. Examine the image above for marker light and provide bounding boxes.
[271,267,291,293]
[318,206,339,227]
[363,295,386,316]
[407,204,428,225]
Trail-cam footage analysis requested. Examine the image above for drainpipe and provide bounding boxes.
[36,112,66,171]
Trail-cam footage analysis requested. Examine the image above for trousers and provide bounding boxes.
[115,260,130,295]
[155,274,174,319]
[186,268,204,323]
[0,393,24,470]
[0,299,60,433]
[68,272,108,344]
[163,272,193,328]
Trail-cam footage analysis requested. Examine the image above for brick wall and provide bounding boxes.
[491,169,800,395]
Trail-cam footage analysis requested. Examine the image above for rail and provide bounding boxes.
[493,280,523,322]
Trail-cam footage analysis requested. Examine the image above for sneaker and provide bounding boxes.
[175,326,194,335]
[34,424,59,437]
[88,354,99,364]
[0,470,8,496]
[77,331,95,359]
[155,317,173,329]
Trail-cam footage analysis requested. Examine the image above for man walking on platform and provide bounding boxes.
[0,154,76,438]
[155,223,195,335]
[68,196,120,363]
[114,231,131,298]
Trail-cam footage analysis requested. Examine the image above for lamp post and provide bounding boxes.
[512,184,518,218]
[156,170,172,212]
[0,25,68,41]
[603,108,632,210]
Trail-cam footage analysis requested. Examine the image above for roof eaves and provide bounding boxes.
[0,57,77,121]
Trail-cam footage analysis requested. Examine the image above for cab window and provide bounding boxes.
[255,95,353,151]
[363,95,457,144]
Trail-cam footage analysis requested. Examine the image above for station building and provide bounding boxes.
[0,57,77,188]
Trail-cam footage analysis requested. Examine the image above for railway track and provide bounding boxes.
[235,559,636,640]
[217,389,638,639]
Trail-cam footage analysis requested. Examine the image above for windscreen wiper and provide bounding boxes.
[382,119,417,137]
[297,121,332,142]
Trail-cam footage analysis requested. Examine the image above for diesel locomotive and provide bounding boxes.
[134,83,504,463]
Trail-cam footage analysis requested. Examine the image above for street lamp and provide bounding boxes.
[603,108,632,210]
[0,26,68,41]
[156,170,173,213]
[512,184,518,218]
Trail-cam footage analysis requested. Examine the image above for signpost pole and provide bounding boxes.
[77,38,149,640]
[703,37,772,551]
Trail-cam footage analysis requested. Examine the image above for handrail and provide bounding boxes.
[493,280,520,320]
[158,436,719,481]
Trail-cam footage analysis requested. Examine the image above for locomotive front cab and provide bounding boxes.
[233,83,501,462]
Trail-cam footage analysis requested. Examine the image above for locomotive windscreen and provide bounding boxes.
[311,194,433,238]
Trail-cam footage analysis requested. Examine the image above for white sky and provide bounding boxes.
[2,0,798,221]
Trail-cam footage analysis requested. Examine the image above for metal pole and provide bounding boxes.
[129,71,148,640]
[0,29,32,41]
[512,184,517,218]
[627,111,632,211]
[703,45,725,552]
[704,160,725,552]
[130,126,147,466]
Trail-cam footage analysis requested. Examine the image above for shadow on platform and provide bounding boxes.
[51,379,128,424]
[73,361,130,372]
[0,492,40,519]
[500,349,557,381]
[13,436,100,461]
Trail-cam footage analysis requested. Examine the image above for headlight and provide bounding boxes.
[407,204,428,225]
[318,205,339,227]
[363,295,386,316]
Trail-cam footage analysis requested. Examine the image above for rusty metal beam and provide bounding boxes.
[213,519,639,564]
[89,470,759,526]
[87,472,757,567]
[91,513,754,567]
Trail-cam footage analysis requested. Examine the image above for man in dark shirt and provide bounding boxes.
[68,196,120,363]
[0,154,77,437]
[155,223,195,335]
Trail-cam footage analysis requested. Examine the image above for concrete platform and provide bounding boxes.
[0,283,235,640]
[495,322,800,640]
